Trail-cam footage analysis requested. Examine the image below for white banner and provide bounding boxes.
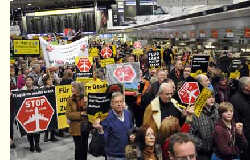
[40,37,88,67]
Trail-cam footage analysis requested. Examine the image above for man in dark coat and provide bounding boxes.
[169,60,183,88]
[231,76,250,160]
[141,70,167,107]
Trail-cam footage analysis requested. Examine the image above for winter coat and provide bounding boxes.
[231,90,250,140]
[190,105,219,155]
[17,74,26,89]
[169,69,184,88]
[143,97,184,136]
[213,119,248,160]
[66,97,88,136]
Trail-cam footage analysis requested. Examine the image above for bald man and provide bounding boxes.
[143,83,186,135]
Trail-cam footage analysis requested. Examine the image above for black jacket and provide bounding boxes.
[231,90,250,140]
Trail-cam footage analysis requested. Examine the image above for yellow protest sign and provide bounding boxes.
[194,87,212,117]
[229,70,240,79]
[100,58,115,67]
[112,45,117,57]
[55,85,72,129]
[13,40,40,55]
[85,78,108,95]
[76,77,93,84]
[89,47,99,57]
[10,59,15,64]
[132,49,144,56]
[190,70,206,78]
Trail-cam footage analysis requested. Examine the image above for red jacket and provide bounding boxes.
[213,119,248,160]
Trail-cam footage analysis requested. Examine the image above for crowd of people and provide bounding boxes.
[10,39,250,160]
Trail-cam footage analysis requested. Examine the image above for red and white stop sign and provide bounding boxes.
[16,96,54,133]
[77,57,92,72]
[134,41,142,49]
[178,82,200,105]
[114,65,136,83]
[101,47,113,58]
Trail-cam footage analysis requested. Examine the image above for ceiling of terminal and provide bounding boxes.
[10,0,116,11]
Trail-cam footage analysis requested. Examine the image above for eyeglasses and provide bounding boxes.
[175,153,196,160]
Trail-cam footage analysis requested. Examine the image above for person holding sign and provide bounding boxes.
[66,82,89,160]
[93,92,133,160]
[21,76,41,153]
[41,74,58,142]
[143,82,193,137]
[190,93,219,160]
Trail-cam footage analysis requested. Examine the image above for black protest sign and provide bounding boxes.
[12,87,57,136]
[87,93,110,123]
[231,58,241,72]
[148,49,161,68]
[75,56,93,78]
[191,55,209,73]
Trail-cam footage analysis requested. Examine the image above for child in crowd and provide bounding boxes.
[212,102,248,160]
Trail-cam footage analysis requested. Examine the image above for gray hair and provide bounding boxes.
[71,81,85,96]
[239,76,250,90]
[111,92,124,101]
[158,82,173,95]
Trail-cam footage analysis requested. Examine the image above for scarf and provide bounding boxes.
[143,146,157,160]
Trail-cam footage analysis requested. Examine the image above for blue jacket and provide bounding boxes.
[101,109,133,158]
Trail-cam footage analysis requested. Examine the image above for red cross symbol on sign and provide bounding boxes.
[178,82,200,105]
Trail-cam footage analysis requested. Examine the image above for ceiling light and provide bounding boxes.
[27,4,32,6]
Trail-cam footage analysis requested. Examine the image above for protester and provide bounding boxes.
[212,102,248,160]
[190,93,219,160]
[21,76,42,152]
[142,69,168,107]
[135,125,162,160]
[125,128,142,160]
[196,74,214,91]
[161,115,193,160]
[93,92,133,160]
[169,60,183,87]
[214,74,230,103]
[28,64,42,86]
[231,76,250,160]
[175,64,195,90]
[41,74,58,142]
[17,68,29,89]
[168,133,197,160]
[143,82,192,136]
[66,81,89,160]
[60,69,74,85]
